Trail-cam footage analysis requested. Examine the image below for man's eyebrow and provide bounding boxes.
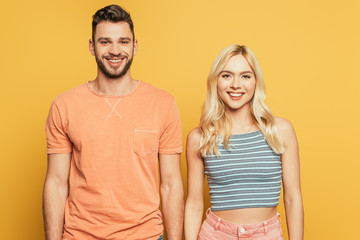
[97,37,111,42]
[97,37,132,42]
[119,37,132,41]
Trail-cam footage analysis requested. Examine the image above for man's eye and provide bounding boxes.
[121,40,129,44]
[100,41,109,44]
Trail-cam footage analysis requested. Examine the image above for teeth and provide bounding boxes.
[109,59,122,63]
[229,93,243,97]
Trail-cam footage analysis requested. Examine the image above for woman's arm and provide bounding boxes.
[184,128,205,240]
[277,118,304,240]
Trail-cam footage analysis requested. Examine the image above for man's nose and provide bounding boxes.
[109,43,121,55]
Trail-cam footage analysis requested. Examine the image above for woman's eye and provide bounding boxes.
[242,75,251,79]
[222,74,231,78]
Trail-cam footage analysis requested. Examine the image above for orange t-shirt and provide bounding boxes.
[45,81,182,240]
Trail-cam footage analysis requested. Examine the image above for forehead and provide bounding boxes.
[94,21,133,40]
[223,54,253,72]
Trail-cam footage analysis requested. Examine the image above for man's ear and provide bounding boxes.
[89,39,95,56]
[133,39,138,56]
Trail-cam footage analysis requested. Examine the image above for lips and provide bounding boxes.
[227,92,245,100]
[229,92,243,97]
[106,57,125,67]
[109,59,122,63]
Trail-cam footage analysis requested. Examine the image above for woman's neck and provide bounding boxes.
[227,104,257,134]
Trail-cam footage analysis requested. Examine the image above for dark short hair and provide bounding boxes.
[92,5,135,42]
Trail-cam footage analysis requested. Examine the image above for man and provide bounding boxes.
[43,5,184,240]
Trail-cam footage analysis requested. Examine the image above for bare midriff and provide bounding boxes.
[212,207,277,224]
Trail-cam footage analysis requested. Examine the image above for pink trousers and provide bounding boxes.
[198,209,283,240]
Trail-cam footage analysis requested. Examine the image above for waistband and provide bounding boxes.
[205,208,281,236]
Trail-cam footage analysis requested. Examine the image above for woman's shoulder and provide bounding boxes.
[186,127,203,158]
[187,127,202,143]
[274,117,297,143]
[274,117,293,130]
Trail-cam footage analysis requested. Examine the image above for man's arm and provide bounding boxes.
[159,153,184,240]
[43,153,71,240]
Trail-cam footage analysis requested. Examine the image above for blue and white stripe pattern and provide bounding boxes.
[204,130,282,211]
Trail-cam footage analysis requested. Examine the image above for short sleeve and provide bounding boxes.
[159,98,182,154]
[45,101,72,154]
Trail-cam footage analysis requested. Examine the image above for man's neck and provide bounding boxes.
[91,71,138,96]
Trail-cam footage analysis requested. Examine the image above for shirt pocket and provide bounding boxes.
[134,129,158,157]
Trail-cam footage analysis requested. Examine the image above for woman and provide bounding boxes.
[185,45,303,240]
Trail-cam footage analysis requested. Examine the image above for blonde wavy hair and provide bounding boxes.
[199,44,285,157]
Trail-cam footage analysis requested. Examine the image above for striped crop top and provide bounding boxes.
[204,130,282,211]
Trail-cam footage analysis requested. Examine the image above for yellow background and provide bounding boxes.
[1,0,359,239]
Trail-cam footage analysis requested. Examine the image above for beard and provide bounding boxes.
[95,53,133,79]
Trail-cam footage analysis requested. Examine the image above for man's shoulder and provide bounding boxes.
[139,81,175,101]
[53,82,88,104]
